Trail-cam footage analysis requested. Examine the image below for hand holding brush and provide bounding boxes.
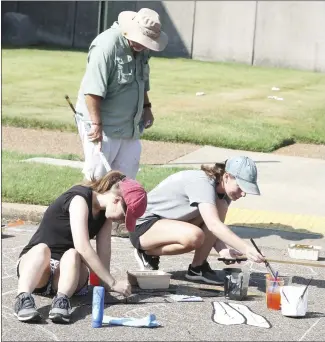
[244,243,266,263]
[250,238,290,303]
[249,238,275,276]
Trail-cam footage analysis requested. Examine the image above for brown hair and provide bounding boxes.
[81,170,126,194]
[201,161,227,182]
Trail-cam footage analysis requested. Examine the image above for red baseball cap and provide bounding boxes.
[120,178,147,232]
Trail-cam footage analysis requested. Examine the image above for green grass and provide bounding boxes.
[2,150,185,205]
[3,48,325,152]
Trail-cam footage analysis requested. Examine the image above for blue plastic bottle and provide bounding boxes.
[92,286,105,328]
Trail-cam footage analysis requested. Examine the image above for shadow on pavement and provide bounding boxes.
[292,276,325,290]
[33,273,325,324]
[1,233,15,239]
[37,304,51,319]
[54,289,185,324]
[305,312,325,318]
[231,225,323,241]
[36,301,91,324]
[249,272,325,292]
[284,312,325,320]
[168,270,224,295]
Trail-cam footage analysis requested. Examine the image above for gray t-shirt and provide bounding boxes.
[137,170,231,225]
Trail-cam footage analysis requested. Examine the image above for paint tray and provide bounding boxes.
[127,270,171,289]
[288,244,322,261]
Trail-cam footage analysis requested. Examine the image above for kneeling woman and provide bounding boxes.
[15,171,147,323]
[130,156,265,285]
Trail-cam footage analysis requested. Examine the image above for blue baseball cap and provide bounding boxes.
[225,156,260,195]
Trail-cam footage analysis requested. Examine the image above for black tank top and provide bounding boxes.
[19,185,106,261]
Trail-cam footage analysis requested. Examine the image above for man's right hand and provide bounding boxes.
[111,280,132,297]
[87,124,103,151]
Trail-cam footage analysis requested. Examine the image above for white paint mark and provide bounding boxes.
[307,267,318,276]
[35,325,60,341]
[2,290,17,296]
[2,305,60,341]
[124,303,167,318]
[5,228,36,233]
[2,275,15,280]
[2,254,16,263]
[299,317,323,341]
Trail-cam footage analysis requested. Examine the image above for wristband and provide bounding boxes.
[143,102,151,109]
[91,122,102,126]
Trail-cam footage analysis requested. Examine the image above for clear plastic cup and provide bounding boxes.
[224,268,250,300]
[265,274,291,310]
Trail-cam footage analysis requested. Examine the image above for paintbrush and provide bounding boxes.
[271,271,279,293]
[300,277,313,300]
[250,238,277,278]
[208,251,325,268]
[250,239,290,304]
[64,94,110,171]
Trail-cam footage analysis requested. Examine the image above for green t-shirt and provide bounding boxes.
[76,22,150,139]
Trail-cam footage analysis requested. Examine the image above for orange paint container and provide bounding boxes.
[89,272,100,286]
[265,274,291,310]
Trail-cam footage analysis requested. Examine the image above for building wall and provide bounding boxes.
[2,0,324,72]
[253,1,325,72]
[192,1,257,65]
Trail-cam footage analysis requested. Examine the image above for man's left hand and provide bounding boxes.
[142,107,154,129]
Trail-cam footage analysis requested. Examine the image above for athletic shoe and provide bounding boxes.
[14,292,42,322]
[49,294,71,324]
[185,260,224,285]
[134,248,160,270]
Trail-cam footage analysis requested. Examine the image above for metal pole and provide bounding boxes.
[97,1,104,35]
[103,1,109,31]
[71,1,78,48]
[251,1,259,66]
[190,0,197,59]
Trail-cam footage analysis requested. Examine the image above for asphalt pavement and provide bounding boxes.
[2,224,325,341]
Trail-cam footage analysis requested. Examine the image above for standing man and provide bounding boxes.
[75,8,168,180]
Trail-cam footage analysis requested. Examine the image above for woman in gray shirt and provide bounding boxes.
[129,156,265,285]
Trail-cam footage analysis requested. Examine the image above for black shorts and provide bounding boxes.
[129,215,161,250]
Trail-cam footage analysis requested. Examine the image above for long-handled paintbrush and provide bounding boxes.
[64,94,110,172]
[250,238,277,278]
[250,238,290,303]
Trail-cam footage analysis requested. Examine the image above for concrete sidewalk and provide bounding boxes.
[2,224,325,341]
[10,144,325,235]
[167,145,325,234]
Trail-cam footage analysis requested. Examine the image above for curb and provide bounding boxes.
[1,202,129,237]
[2,203,47,224]
[2,202,324,237]
[225,208,325,235]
